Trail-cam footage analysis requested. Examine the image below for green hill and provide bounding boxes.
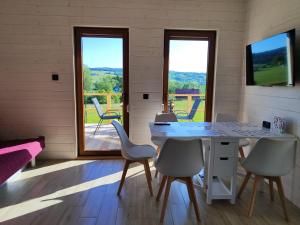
[169,71,206,83]
[89,67,206,83]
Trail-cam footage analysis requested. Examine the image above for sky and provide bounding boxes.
[82,37,123,68]
[169,40,208,73]
[82,37,209,73]
[251,33,288,53]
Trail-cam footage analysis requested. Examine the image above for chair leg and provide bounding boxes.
[160,176,173,223]
[238,172,251,198]
[94,120,100,135]
[93,119,103,135]
[154,146,160,178]
[156,175,167,201]
[239,146,245,159]
[31,157,36,167]
[269,178,274,202]
[117,160,131,196]
[156,146,161,154]
[275,177,289,222]
[248,175,262,217]
[185,178,193,201]
[143,160,153,196]
[187,177,201,221]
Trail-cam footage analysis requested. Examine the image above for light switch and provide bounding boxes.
[52,74,59,81]
[143,93,149,99]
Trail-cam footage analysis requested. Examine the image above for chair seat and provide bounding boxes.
[239,138,250,147]
[154,157,198,177]
[241,160,287,177]
[100,115,121,120]
[127,144,157,160]
[151,137,165,146]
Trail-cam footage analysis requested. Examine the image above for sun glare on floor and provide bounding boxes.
[0,162,151,222]
[7,160,95,183]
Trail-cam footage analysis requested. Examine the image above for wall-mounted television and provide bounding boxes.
[246,29,295,86]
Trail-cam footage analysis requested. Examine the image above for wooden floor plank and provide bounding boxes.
[1,160,300,225]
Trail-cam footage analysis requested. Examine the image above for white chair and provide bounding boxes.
[151,112,178,177]
[112,120,157,196]
[237,138,296,221]
[155,139,204,222]
[215,113,250,158]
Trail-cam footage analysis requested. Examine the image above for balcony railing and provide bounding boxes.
[84,92,122,111]
[168,93,205,113]
[83,92,205,123]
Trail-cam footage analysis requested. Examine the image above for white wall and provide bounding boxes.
[239,0,300,207]
[0,0,246,158]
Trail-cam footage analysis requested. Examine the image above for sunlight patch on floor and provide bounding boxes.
[7,160,95,183]
[0,162,149,222]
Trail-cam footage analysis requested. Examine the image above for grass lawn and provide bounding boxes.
[84,98,205,124]
[254,65,288,85]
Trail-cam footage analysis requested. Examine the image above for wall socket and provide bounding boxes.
[52,73,59,81]
[143,93,149,99]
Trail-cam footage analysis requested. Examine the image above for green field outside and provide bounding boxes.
[84,99,205,124]
[254,65,288,85]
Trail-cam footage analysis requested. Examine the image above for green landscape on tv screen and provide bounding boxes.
[251,33,291,86]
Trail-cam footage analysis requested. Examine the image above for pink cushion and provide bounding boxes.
[0,136,45,185]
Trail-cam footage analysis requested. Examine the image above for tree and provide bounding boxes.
[83,65,93,91]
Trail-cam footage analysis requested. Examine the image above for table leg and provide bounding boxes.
[206,138,214,204]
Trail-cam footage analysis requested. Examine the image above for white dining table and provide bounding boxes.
[149,121,295,204]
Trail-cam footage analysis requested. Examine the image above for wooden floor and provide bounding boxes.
[1,160,300,225]
[85,124,121,150]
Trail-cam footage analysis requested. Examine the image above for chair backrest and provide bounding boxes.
[91,97,104,117]
[111,120,133,159]
[154,112,178,122]
[188,98,201,120]
[242,138,296,177]
[156,139,204,177]
[215,113,236,122]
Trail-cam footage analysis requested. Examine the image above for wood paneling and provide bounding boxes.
[240,0,300,207]
[0,0,246,157]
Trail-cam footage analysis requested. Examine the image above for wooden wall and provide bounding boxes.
[239,0,300,207]
[0,0,246,158]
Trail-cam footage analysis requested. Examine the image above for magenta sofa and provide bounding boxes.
[0,136,45,185]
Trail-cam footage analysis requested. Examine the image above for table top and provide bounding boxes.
[149,122,295,139]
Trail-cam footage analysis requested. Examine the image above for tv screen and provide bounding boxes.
[246,29,295,86]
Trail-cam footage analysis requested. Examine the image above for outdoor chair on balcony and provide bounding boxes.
[174,98,201,121]
[91,97,121,135]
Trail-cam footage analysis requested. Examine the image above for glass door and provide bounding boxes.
[163,30,216,122]
[74,27,129,156]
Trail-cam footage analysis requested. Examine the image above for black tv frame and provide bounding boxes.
[246,29,296,87]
